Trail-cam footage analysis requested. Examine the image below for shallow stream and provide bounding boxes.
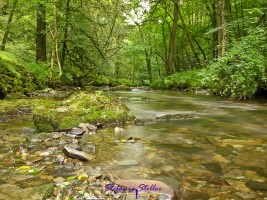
[0,90,267,199]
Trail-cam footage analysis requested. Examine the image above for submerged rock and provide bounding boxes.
[156,113,194,121]
[246,181,267,191]
[62,147,95,161]
[33,92,135,132]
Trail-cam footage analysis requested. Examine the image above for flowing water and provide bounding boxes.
[0,90,267,199]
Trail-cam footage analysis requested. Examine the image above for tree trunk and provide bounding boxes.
[61,0,71,69]
[167,0,179,75]
[50,0,62,82]
[177,4,201,66]
[1,0,18,51]
[36,0,47,62]
[204,0,218,59]
[216,0,227,57]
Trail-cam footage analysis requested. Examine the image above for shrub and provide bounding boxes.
[208,28,266,99]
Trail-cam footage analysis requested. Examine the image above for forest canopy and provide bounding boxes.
[0,0,266,99]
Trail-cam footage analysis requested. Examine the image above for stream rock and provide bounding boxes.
[135,118,156,125]
[156,113,194,121]
[68,128,85,136]
[202,162,223,174]
[135,113,194,126]
[245,181,267,191]
[62,147,95,161]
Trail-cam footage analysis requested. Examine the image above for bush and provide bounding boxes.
[25,62,49,86]
[150,79,165,89]
[162,69,209,90]
[207,28,267,99]
[94,75,110,86]
[94,75,139,87]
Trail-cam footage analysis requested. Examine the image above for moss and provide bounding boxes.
[32,183,54,199]
[0,52,42,99]
[33,92,135,132]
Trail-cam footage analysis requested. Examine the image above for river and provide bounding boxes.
[0,89,267,199]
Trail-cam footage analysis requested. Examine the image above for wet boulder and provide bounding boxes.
[156,113,194,121]
[63,147,95,161]
[33,92,135,132]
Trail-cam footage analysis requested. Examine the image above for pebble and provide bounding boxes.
[53,177,65,183]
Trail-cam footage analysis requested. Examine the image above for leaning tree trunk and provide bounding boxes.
[167,0,179,75]
[1,0,18,51]
[61,0,71,69]
[36,0,47,62]
[50,0,62,82]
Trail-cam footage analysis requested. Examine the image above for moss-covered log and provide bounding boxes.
[33,92,135,132]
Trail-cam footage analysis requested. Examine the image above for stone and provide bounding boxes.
[69,128,85,136]
[62,147,95,161]
[114,127,124,133]
[161,165,175,172]
[134,118,156,125]
[84,143,96,154]
[113,179,177,200]
[56,155,65,165]
[78,123,90,128]
[245,181,267,191]
[202,162,223,174]
[156,113,194,121]
[53,177,65,183]
[33,92,135,132]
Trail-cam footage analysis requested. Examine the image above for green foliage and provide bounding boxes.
[94,75,139,87]
[94,75,110,86]
[150,79,165,89]
[0,51,42,98]
[208,28,267,99]
[158,69,209,90]
[25,62,49,86]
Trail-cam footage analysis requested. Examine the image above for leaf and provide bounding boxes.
[28,168,41,175]
[78,173,88,180]
[18,165,31,170]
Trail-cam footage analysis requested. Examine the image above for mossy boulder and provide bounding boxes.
[0,51,42,99]
[33,92,135,132]
[111,85,132,91]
